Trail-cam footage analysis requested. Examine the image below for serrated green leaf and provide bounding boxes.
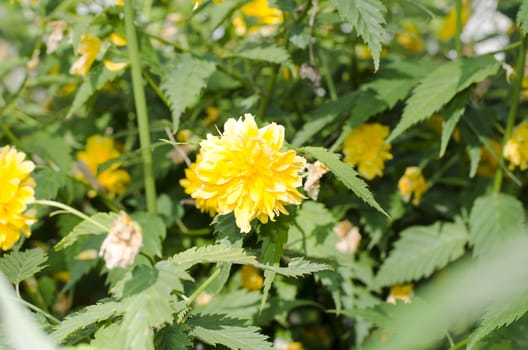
[169,243,257,270]
[227,44,290,64]
[388,55,500,142]
[301,146,388,217]
[131,212,166,258]
[51,301,122,343]
[331,0,386,71]
[0,249,48,285]
[468,292,528,349]
[375,220,468,287]
[160,54,216,130]
[439,91,468,157]
[469,194,525,257]
[66,65,124,119]
[471,314,528,350]
[55,212,117,251]
[259,216,290,311]
[155,324,192,350]
[123,264,159,297]
[34,168,66,200]
[194,290,261,321]
[24,133,73,172]
[188,314,273,350]
[517,0,528,35]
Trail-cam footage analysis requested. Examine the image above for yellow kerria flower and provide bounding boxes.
[77,135,131,198]
[0,146,36,251]
[398,167,427,206]
[241,0,283,26]
[437,1,471,42]
[396,22,424,53]
[240,265,263,291]
[386,284,413,304]
[343,123,393,180]
[504,121,528,170]
[180,114,306,233]
[109,33,127,46]
[70,33,101,77]
[477,139,501,177]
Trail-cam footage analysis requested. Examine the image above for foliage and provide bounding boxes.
[2,0,528,349]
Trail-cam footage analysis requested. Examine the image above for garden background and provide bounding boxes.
[2,0,528,349]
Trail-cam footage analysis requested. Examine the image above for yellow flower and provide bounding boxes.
[343,123,393,180]
[504,121,528,170]
[204,106,220,125]
[386,284,413,304]
[240,265,263,291]
[103,60,128,72]
[241,0,283,26]
[477,139,501,177]
[70,33,101,77]
[180,114,305,233]
[396,22,424,53]
[109,33,127,46]
[437,1,471,42]
[0,146,36,251]
[398,167,427,206]
[77,135,130,198]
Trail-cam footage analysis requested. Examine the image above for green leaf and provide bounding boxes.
[123,264,159,297]
[188,314,273,350]
[131,212,166,258]
[375,220,468,287]
[301,146,388,217]
[517,0,528,35]
[469,194,525,257]
[259,216,290,311]
[227,44,290,64]
[388,55,501,142]
[194,290,261,321]
[24,133,73,172]
[66,65,124,119]
[468,292,528,349]
[55,212,118,251]
[155,324,192,350]
[0,249,48,285]
[169,243,257,270]
[439,91,468,157]
[34,168,66,200]
[51,301,122,343]
[331,0,386,71]
[160,54,217,130]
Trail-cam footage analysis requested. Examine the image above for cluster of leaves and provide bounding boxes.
[2,0,528,349]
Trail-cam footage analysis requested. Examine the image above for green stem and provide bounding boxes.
[33,199,110,232]
[19,297,60,325]
[186,268,222,306]
[455,0,463,56]
[124,0,157,214]
[448,337,468,350]
[493,34,527,193]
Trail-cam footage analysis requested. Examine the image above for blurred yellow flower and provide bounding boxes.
[240,265,263,291]
[0,146,36,250]
[241,0,283,26]
[396,22,424,53]
[109,33,127,46]
[398,167,426,206]
[477,139,501,177]
[180,114,305,233]
[77,135,130,198]
[70,33,101,77]
[504,121,528,170]
[387,284,413,304]
[343,123,393,180]
[204,106,220,125]
[103,60,128,72]
[437,1,471,42]
[193,0,222,10]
